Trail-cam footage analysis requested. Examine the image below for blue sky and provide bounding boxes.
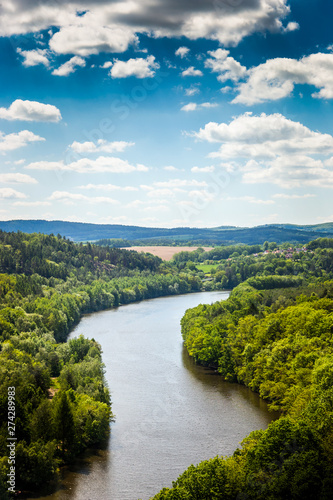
[0,0,333,228]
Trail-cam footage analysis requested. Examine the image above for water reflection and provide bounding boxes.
[182,347,280,421]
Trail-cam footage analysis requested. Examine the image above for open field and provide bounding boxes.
[123,246,213,261]
[196,263,220,273]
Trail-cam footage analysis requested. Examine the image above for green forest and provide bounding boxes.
[1,230,333,498]
[151,239,333,499]
[0,230,201,497]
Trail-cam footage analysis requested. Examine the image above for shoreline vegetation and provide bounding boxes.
[151,240,333,499]
[0,230,202,498]
[1,232,333,498]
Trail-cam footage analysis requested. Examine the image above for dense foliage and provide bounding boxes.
[173,242,333,290]
[0,231,202,497]
[151,276,333,498]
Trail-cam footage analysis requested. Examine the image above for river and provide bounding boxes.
[33,291,278,500]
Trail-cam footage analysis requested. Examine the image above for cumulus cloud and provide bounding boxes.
[52,56,86,76]
[0,173,37,184]
[175,47,190,58]
[110,56,159,78]
[26,156,149,174]
[100,61,113,69]
[70,140,134,154]
[0,188,27,199]
[234,52,333,104]
[193,112,333,189]
[205,48,247,82]
[181,66,203,77]
[17,48,50,67]
[49,191,119,204]
[194,113,333,158]
[242,156,333,189]
[0,1,294,50]
[0,130,45,152]
[283,21,299,33]
[49,24,138,56]
[0,99,61,122]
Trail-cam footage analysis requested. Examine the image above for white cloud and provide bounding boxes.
[194,113,333,158]
[194,113,333,189]
[26,156,149,174]
[241,156,333,189]
[181,102,218,112]
[100,61,113,69]
[205,48,247,82]
[78,183,138,192]
[283,21,299,33]
[181,66,203,77]
[50,23,138,56]
[110,56,159,78]
[0,1,293,50]
[0,173,37,184]
[201,102,218,108]
[0,99,61,122]
[17,48,50,67]
[181,102,197,112]
[0,130,45,152]
[191,166,215,173]
[0,188,27,199]
[234,52,333,105]
[49,191,119,205]
[175,47,190,58]
[70,140,134,154]
[52,56,86,76]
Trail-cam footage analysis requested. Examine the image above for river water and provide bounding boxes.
[34,291,278,500]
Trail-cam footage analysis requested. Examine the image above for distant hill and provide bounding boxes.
[0,219,333,245]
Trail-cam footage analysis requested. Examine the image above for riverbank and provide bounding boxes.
[31,291,278,500]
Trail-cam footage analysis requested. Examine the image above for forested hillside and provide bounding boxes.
[152,243,333,499]
[0,231,201,497]
[1,219,333,245]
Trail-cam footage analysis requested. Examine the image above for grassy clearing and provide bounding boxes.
[196,263,220,273]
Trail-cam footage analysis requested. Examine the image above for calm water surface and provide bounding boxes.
[33,291,278,500]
